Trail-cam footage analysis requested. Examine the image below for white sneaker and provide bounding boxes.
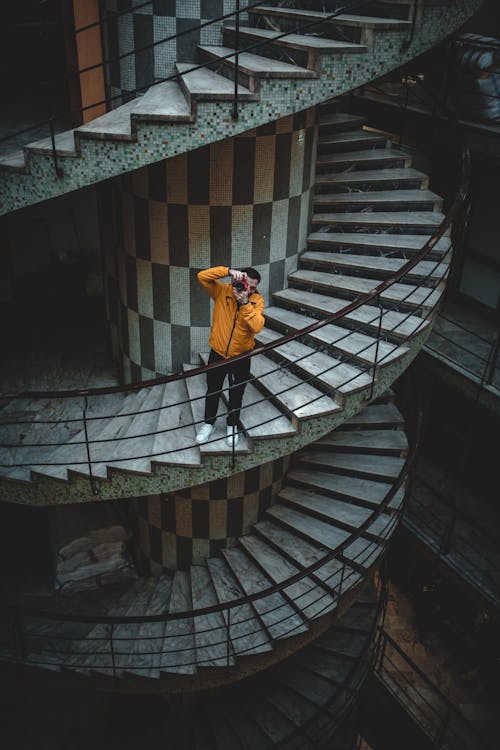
[226,425,239,448]
[196,423,215,444]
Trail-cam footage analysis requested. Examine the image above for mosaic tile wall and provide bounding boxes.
[134,454,290,571]
[102,108,317,380]
[0,1,482,215]
[101,0,240,104]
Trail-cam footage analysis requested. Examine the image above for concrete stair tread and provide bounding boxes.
[77,99,137,140]
[256,327,371,397]
[289,268,443,311]
[207,556,273,656]
[344,402,404,428]
[225,693,297,747]
[279,485,383,531]
[151,379,201,467]
[199,352,296,440]
[131,81,193,122]
[295,450,405,481]
[183,364,252,455]
[223,26,368,54]
[161,570,196,674]
[286,467,405,510]
[249,353,341,424]
[0,150,26,171]
[301,251,448,281]
[198,45,315,78]
[318,131,388,148]
[271,288,429,341]
[314,167,427,187]
[176,62,257,101]
[315,428,408,454]
[191,563,235,668]
[249,6,411,29]
[317,148,411,167]
[239,534,336,621]
[27,129,77,156]
[307,232,451,256]
[313,188,442,207]
[319,113,366,131]
[127,573,173,678]
[312,210,446,229]
[265,305,404,367]
[222,546,308,641]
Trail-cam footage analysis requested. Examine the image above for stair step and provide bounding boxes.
[265,305,404,367]
[161,570,196,675]
[191,564,234,668]
[312,210,447,234]
[249,353,341,428]
[278,485,392,539]
[26,129,77,157]
[127,573,173,678]
[131,81,193,123]
[318,131,388,152]
[240,534,336,621]
[183,364,252,455]
[314,167,428,190]
[255,327,371,400]
[223,26,368,63]
[315,428,408,456]
[343,402,404,429]
[286,467,405,511]
[289,268,443,312]
[319,113,366,132]
[295,450,405,482]
[0,150,26,172]
[207,556,273,656]
[198,45,315,83]
[222,546,308,640]
[267,504,382,570]
[77,99,137,141]
[313,188,442,211]
[300,251,448,282]
[151,379,201,467]
[249,7,411,31]
[199,352,295,440]
[176,62,258,101]
[317,148,411,170]
[307,232,451,258]
[271,287,429,341]
[109,578,160,677]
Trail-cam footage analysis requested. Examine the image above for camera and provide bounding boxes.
[232,277,248,292]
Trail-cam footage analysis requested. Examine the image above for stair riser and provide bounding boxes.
[316,155,411,173]
[282,478,396,512]
[223,28,318,71]
[311,218,449,235]
[306,239,446,262]
[306,443,407,458]
[247,12,367,46]
[298,259,442,288]
[198,50,259,93]
[294,458,400,484]
[318,118,366,135]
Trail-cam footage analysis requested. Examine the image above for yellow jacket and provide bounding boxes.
[198,266,265,358]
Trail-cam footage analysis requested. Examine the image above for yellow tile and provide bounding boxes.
[209,499,227,539]
[190,482,210,500]
[188,205,211,268]
[260,461,273,490]
[227,472,244,500]
[276,114,294,134]
[254,136,275,204]
[210,140,234,206]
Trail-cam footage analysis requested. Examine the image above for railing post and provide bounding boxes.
[47,106,63,178]
[83,395,99,495]
[232,0,240,121]
[368,298,384,401]
[108,623,117,678]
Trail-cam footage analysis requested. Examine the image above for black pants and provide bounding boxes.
[204,349,251,427]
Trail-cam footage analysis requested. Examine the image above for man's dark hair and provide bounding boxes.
[241,267,261,283]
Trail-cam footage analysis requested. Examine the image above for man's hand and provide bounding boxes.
[233,288,249,305]
[229,268,245,283]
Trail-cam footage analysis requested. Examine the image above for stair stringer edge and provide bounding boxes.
[0,0,481,215]
[0,322,430,505]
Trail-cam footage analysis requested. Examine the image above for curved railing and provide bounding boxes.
[0,411,416,676]
[0,128,469,483]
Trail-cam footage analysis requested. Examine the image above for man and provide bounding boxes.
[196,266,265,448]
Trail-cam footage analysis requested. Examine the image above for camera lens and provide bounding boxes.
[235,281,245,291]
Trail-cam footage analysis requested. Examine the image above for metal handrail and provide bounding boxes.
[374,627,496,750]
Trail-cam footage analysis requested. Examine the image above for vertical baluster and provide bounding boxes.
[232,0,240,121]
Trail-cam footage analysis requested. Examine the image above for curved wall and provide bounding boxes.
[103,108,317,380]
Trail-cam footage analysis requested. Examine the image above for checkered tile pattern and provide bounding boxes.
[134,456,290,571]
[101,0,241,103]
[102,110,317,380]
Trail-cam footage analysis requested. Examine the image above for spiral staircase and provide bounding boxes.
[0,1,482,746]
